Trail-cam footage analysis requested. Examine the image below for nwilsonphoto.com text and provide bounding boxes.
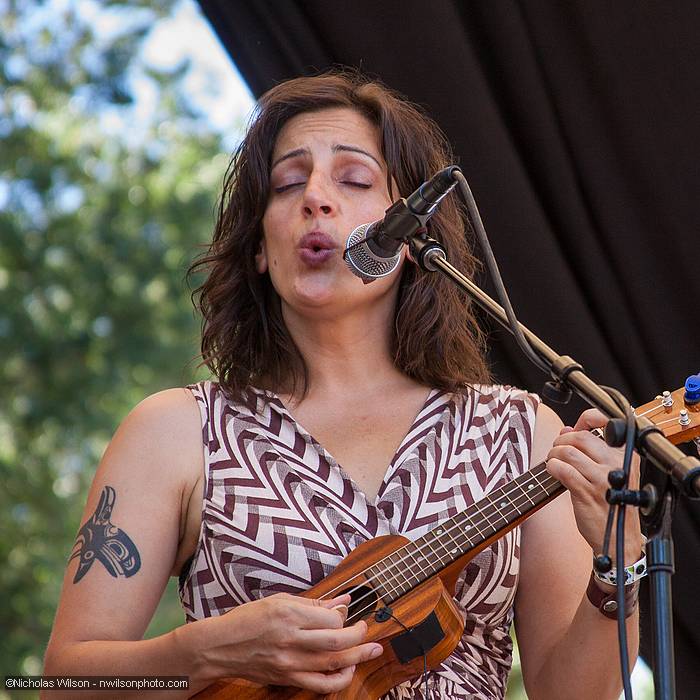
[4,676,189,691]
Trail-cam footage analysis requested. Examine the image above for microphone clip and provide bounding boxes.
[379,199,432,245]
[408,230,447,272]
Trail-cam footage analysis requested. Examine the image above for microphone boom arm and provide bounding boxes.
[408,232,700,494]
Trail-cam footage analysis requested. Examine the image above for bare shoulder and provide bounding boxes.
[95,387,199,484]
[96,386,204,547]
[110,387,202,471]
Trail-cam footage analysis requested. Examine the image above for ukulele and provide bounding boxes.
[193,381,700,700]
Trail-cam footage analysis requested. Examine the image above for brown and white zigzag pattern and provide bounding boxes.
[179,381,538,700]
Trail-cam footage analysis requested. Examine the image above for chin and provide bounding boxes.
[290,277,341,308]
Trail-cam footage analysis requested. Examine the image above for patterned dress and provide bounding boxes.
[179,381,539,699]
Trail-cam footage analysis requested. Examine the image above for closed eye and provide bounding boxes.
[273,182,305,193]
[341,181,371,189]
[274,181,371,194]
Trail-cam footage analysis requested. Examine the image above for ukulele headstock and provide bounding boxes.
[634,375,700,445]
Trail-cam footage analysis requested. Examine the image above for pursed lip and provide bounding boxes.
[297,231,338,266]
[298,231,338,252]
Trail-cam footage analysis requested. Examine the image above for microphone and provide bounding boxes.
[344,166,460,282]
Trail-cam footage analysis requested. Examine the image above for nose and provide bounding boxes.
[302,170,335,218]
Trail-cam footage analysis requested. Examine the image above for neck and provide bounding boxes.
[280,293,404,401]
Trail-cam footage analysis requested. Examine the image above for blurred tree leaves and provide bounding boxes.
[0,0,235,682]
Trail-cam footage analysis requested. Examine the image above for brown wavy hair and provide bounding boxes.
[188,69,490,399]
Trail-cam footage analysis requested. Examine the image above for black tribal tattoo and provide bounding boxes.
[69,485,141,583]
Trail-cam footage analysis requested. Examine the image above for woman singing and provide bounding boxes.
[43,71,642,699]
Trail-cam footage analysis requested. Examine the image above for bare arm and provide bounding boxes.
[42,388,207,697]
[42,388,381,698]
[515,403,641,700]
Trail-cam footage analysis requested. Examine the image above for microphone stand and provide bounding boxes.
[646,487,676,699]
[407,230,700,700]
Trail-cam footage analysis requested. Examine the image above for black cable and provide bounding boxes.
[453,171,550,375]
[374,607,429,699]
[603,386,637,700]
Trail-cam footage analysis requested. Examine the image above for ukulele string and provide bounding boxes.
[318,466,546,603]
[316,467,560,625]
[635,406,661,418]
[336,421,645,624]
[341,471,561,626]
[645,415,682,428]
[326,466,558,610]
[315,422,619,613]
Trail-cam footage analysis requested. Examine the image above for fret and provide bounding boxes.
[388,551,411,596]
[368,561,394,600]
[466,509,487,540]
[522,471,548,503]
[493,496,517,526]
[432,525,457,562]
[473,500,498,535]
[429,528,452,568]
[501,485,523,519]
[364,564,383,599]
[377,555,406,603]
[404,547,422,574]
[376,460,565,603]
[521,480,538,506]
[439,522,462,557]
[492,489,514,524]
[417,534,442,575]
[405,546,431,583]
[457,511,478,549]
[379,538,429,602]
[475,500,500,537]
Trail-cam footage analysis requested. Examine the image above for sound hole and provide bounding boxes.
[343,584,378,623]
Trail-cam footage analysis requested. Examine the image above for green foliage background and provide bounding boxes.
[0,0,227,690]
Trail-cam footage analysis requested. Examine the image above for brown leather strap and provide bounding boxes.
[586,572,640,619]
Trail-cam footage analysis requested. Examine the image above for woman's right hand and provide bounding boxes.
[192,592,385,693]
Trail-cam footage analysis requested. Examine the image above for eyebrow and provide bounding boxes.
[333,144,382,168]
[270,144,382,170]
[271,147,308,170]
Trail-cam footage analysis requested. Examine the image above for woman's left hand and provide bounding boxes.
[545,408,643,566]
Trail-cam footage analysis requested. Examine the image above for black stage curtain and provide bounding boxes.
[197,1,699,695]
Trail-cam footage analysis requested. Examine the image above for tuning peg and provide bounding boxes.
[684,374,700,405]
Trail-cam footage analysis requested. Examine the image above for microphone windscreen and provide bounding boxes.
[344,223,401,282]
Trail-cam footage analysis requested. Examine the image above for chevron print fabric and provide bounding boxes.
[179,381,539,699]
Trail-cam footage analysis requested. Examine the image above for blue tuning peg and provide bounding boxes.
[684,374,700,405]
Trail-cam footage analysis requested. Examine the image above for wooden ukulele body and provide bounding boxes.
[193,533,471,699]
